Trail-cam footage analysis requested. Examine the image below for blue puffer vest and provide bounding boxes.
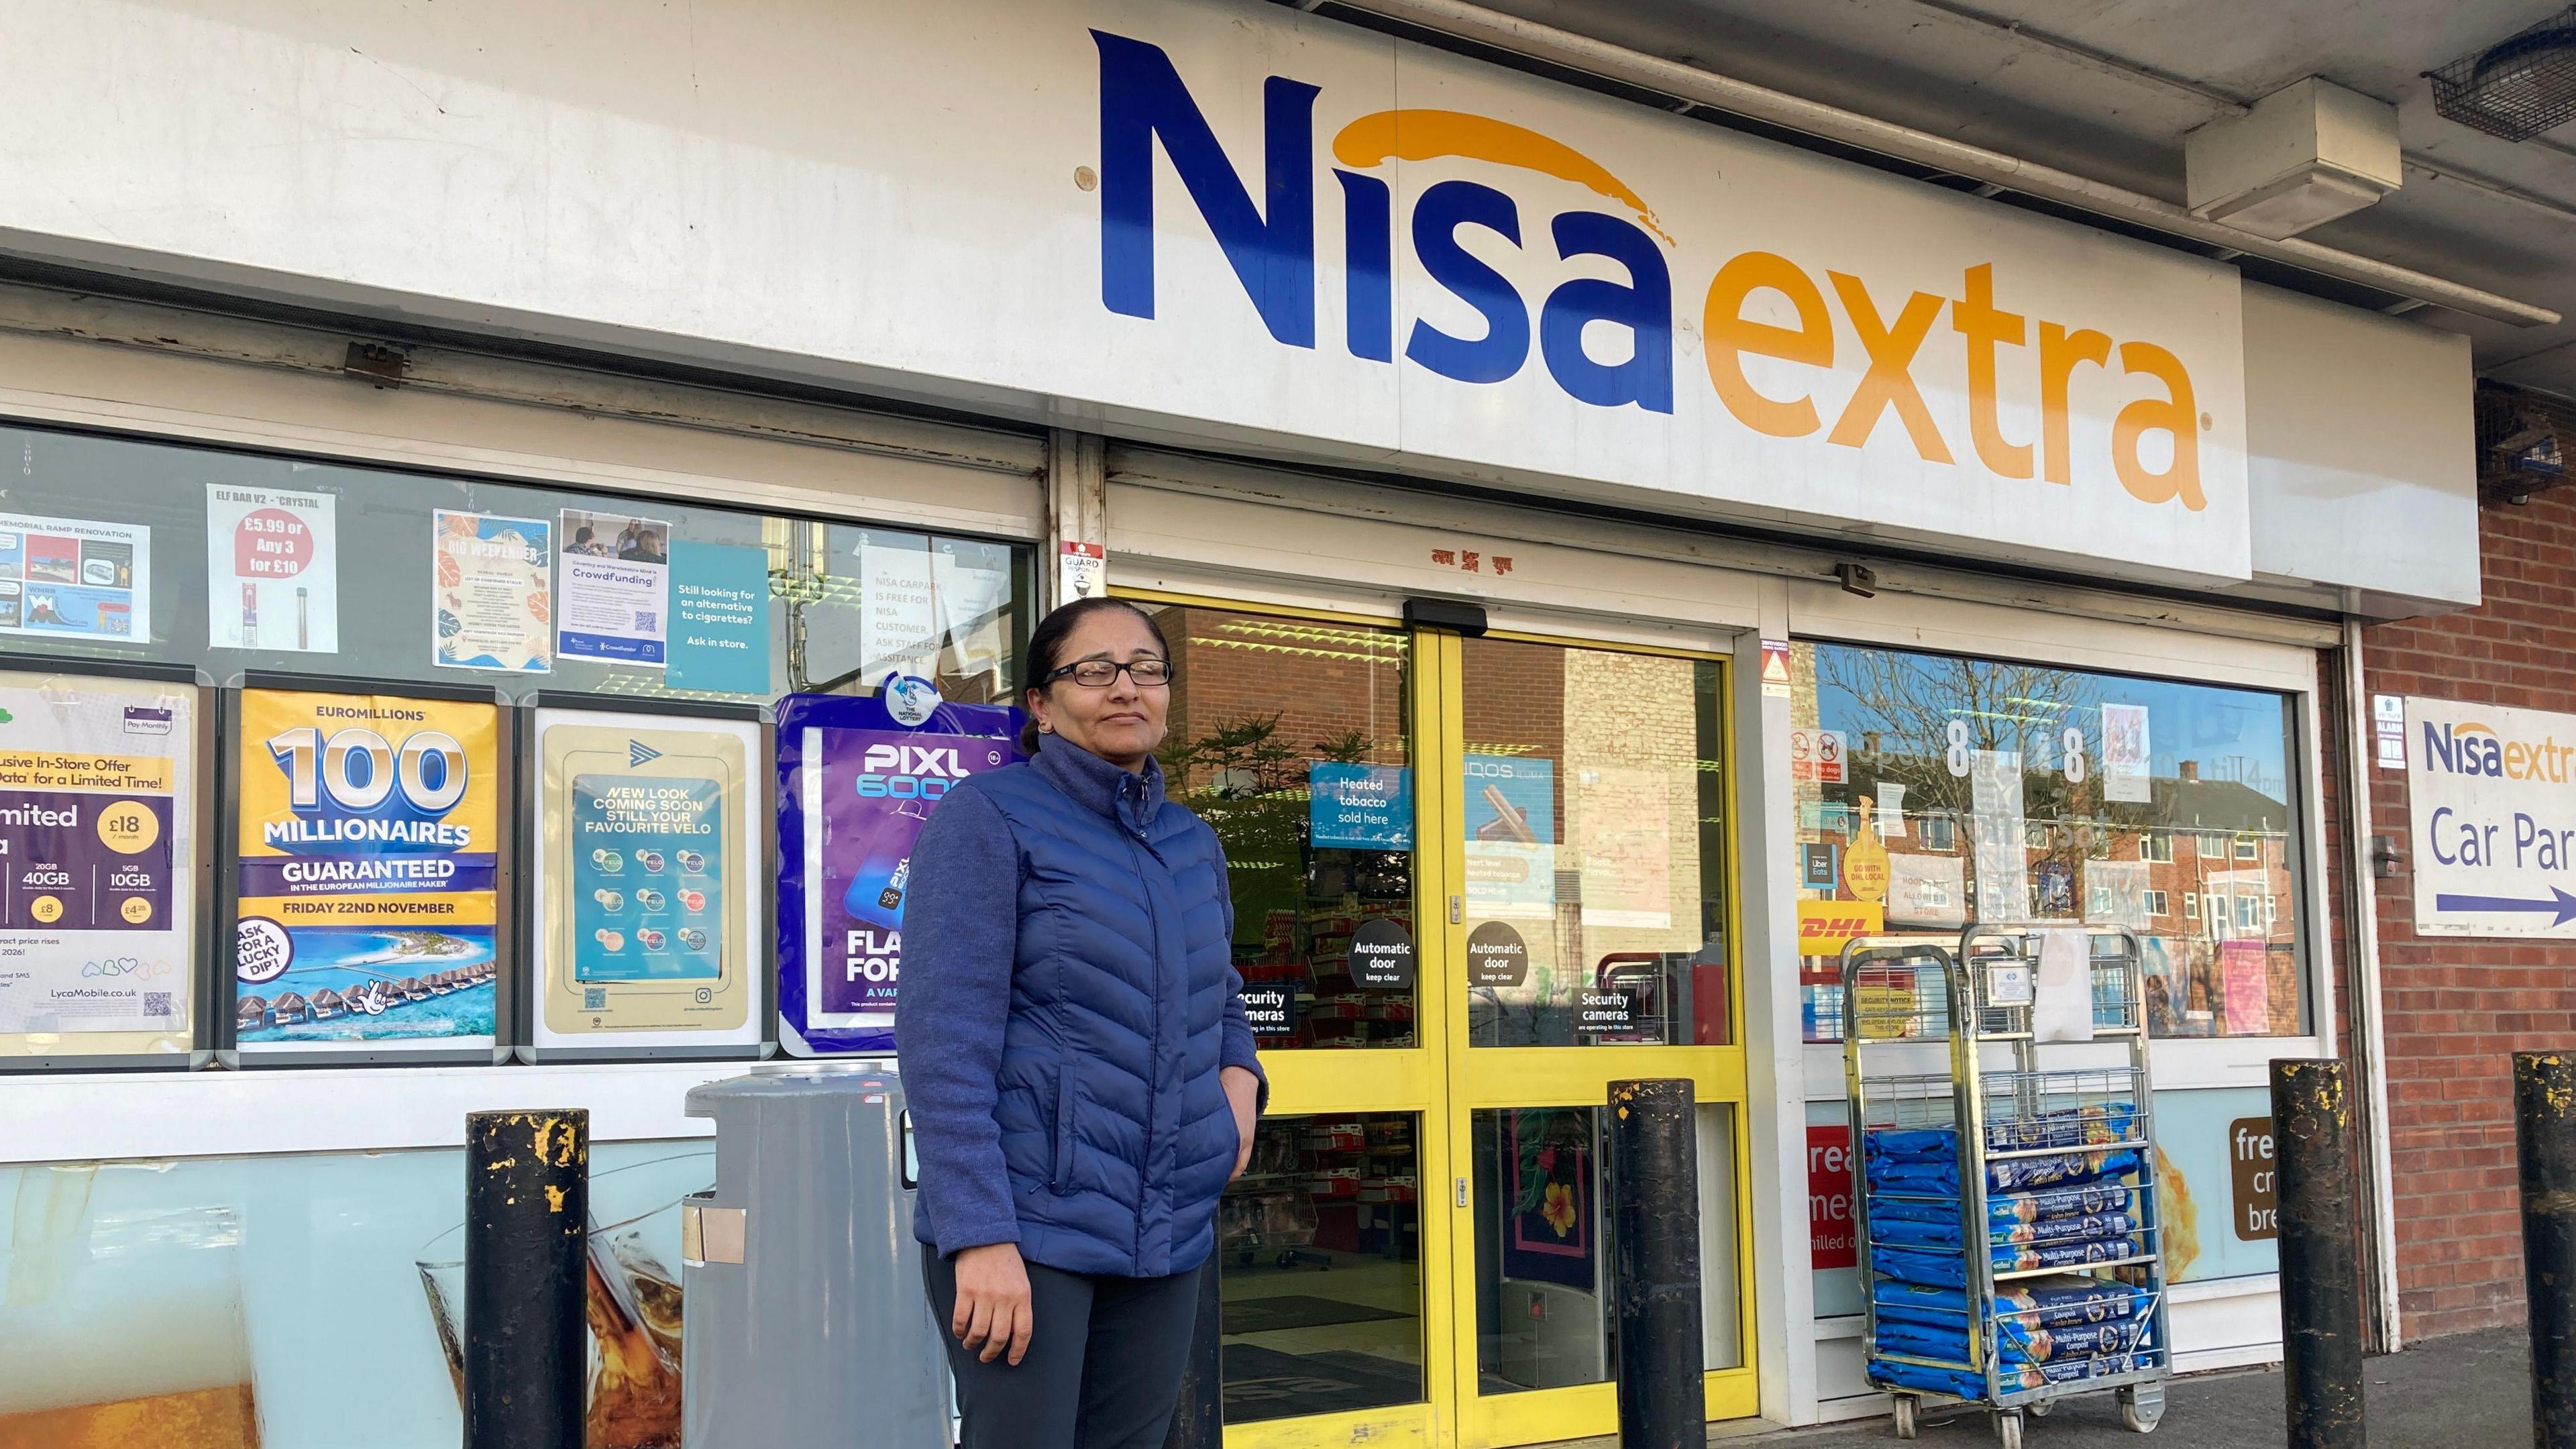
[967,742,1239,1278]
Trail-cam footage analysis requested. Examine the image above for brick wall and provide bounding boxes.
[2365,488,2576,1339]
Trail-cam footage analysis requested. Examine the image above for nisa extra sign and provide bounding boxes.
[1089,26,2240,539]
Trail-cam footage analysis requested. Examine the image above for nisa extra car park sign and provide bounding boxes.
[2405,696,2576,937]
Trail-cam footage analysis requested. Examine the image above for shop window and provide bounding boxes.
[1785,639,2310,1043]
[0,421,1030,1067]
[0,425,1024,705]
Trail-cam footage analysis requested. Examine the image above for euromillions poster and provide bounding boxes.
[775,688,1020,1055]
[531,706,761,1055]
[0,671,197,1059]
[234,689,500,1055]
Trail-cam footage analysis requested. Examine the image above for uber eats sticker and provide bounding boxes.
[2408,696,2576,937]
[534,709,760,1046]
[0,672,197,1042]
[233,689,498,1048]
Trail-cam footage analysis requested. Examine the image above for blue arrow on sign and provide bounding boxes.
[2434,888,2576,926]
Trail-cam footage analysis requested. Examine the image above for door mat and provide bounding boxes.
[1222,1294,1412,1336]
[1220,1344,1423,1421]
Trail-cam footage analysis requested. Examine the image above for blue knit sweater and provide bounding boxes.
[895,737,1265,1276]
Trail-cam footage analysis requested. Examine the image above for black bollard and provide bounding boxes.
[1162,1255,1224,1449]
[466,1109,589,1449]
[2518,1052,2576,1449]
[1609,1078,1703,1449]
[2273,1059,2365,1449]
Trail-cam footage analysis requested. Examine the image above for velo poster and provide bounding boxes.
[530,706,761,1054]
[775,691,1020,1055]
[233,688,500,1055]
[0,671,197,1058]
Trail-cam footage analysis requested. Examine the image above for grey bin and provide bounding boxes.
[682,1063,951,1449]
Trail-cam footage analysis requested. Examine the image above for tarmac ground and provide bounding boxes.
[1726,1327,2530,1448]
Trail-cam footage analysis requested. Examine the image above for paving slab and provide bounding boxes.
[1721,1328,2530,1449]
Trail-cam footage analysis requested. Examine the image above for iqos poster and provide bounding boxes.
[531,707,761,1053]
[0,671,197,1057]
[775,692,1020,1055]
[233,689,500,1054]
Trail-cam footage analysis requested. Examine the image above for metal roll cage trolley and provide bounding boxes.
[1839,924,2171,1447]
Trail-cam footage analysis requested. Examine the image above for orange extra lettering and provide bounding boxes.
[2112,341,2205,511]
[1702,252,1833,438]
[2038,321,2112,486]
[1952,264,2031,479]
[1825,272,1953,464]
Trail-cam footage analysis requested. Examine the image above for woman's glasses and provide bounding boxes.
[1044,657,1174,688]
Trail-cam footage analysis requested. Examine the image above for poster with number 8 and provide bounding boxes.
[233,687,501,1058]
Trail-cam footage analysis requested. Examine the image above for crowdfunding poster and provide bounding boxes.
[529,706,761,1055]
[774,690,1020,1055]
[233,688,500,1057]
[0,670,197,1061]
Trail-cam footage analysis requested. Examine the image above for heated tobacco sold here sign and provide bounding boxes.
[2406,696,2576,937]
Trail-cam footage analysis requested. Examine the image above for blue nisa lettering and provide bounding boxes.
[1093,30,1318,348]
[1408,180,1527,384]
[1542,211,1673,413]
[2420,721,2457,773]
[1094,32,1673,413]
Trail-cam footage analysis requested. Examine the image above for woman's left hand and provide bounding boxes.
[1220,1066,1260,1181]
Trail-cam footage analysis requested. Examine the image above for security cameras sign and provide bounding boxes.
[2405,696,2576,936]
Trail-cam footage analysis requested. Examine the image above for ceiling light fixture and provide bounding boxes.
[2427,7,2576,142]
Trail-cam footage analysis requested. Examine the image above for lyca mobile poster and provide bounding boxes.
[0,672,195,1051]
[534,708,759,1048]
[235,690,499,1051]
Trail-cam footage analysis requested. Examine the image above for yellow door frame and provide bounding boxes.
[1120,592,1755,1449]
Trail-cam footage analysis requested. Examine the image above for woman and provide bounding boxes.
[896,596,1265,1449]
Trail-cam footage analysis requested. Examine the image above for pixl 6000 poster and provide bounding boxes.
[532,706,761,1054]
[0,671,197,1059]
[234,688,500,1055]
[775,691,1020,1055]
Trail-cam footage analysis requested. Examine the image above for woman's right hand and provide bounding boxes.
[951,1242,1034,1366]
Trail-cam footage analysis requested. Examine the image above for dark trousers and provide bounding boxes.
[921,1245,1202,1449]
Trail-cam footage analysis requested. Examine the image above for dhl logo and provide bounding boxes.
[1094,31,2207,510]
[1797,900,1884,951]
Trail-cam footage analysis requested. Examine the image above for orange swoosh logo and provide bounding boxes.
[1332,109,1672,245]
